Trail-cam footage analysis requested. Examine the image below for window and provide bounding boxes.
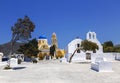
[93,34,95,39]
[77,44,80,53]
[77,44,80,47]
[89,33,91,39]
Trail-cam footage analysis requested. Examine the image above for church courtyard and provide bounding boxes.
[0,60,120,83]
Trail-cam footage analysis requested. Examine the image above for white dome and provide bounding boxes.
[68,38,82,46]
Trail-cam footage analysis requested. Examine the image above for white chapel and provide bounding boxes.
[66,31,103,61]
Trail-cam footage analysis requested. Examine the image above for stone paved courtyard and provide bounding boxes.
[0,60,120,83]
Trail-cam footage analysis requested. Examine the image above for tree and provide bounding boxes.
[49,45,56,59]
[81,40,98,53]
[114,47,120,52]
[56,50,65,58]
[102,41,114,52]
[17,39,39,58]
[104,47,114,52]
[11,16,35,55]
[103,41,120,52]
[103,41,114,47]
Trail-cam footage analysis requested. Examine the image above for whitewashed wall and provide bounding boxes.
[114,53,120,60]
[91,53,120,62]
[67,39,82,54]
[66,53,86,62]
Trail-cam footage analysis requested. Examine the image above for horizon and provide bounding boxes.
[0,0,120,48]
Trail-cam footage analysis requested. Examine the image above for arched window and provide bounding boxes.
[89,33,91,39]
[77,44,80,53]
[93,34,95,39]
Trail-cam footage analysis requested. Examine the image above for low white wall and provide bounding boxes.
[66,53,120,62]
[115,53,120,60]
[72,54,86,62]
[66,53,86,62]
[91,53,120,62]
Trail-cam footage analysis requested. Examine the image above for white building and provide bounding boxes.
[66,38,86,62]
[66,31,103,62]
[67,38,83,54]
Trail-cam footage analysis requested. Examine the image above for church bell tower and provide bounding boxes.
[51,32,58,48]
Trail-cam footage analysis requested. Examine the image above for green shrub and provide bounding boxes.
[32,59,37,63]
[4,65,11,70]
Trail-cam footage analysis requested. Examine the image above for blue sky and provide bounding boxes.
[0,0,120,48]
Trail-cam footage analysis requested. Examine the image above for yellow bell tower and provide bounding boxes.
[37,33,66,60]
[51,32,58,48]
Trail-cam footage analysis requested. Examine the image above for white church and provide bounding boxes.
[65,31,103,62]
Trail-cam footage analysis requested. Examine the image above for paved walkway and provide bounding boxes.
[0,60,120,83]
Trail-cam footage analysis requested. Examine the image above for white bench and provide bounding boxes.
[91,57,113,72]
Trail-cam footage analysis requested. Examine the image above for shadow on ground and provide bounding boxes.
[13,67,26,70]
[73,62,91,64]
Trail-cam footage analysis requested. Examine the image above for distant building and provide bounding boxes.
[37,35,50,60]
[37,33,65,60]
[38,35,50,50]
